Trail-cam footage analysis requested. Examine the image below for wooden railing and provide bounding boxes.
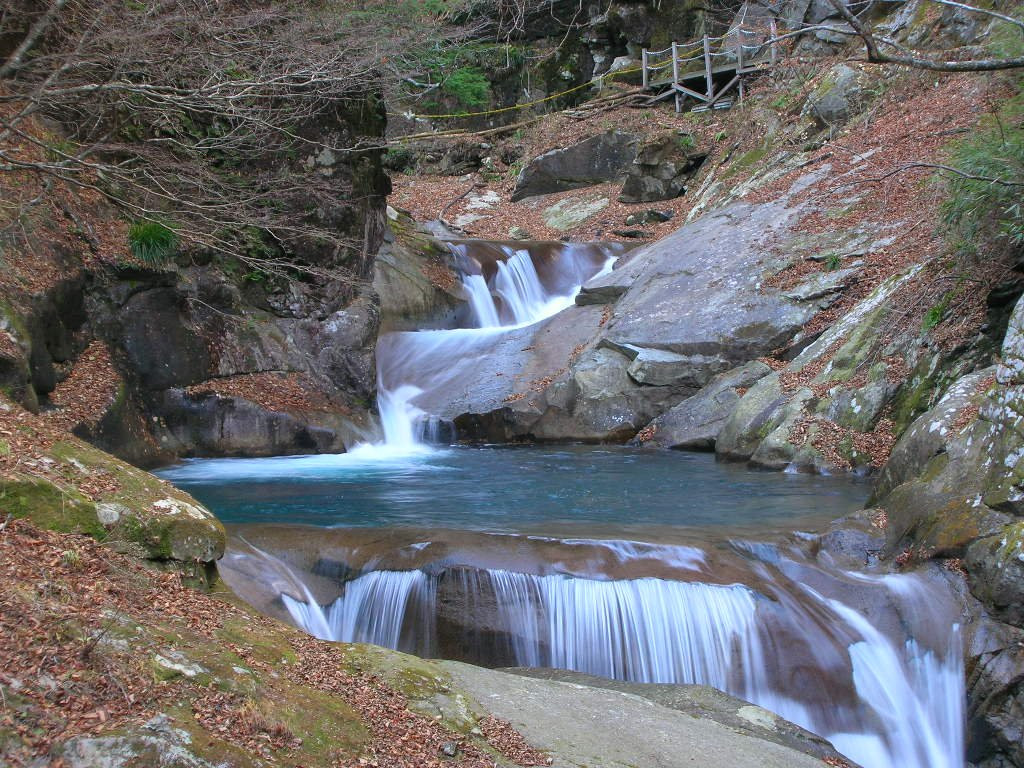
[641,20,780,112]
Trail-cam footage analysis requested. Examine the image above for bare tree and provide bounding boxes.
[0,0,411,281]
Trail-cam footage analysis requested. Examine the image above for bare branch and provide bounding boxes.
[0,0,70,79]
[826,0,1024,71]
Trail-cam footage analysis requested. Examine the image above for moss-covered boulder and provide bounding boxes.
[0,399,224,570]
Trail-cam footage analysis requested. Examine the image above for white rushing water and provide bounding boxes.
[365,241,620,453]
[264,557,965,768]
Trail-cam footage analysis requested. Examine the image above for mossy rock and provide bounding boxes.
[966,521,1024,628]
[0,474,104,539]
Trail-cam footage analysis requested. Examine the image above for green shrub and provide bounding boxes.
[941,95,1024,256]
[128,220,178,265]
[441,67,491,109]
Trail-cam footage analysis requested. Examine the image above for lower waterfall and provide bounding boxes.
[267,553,964,768]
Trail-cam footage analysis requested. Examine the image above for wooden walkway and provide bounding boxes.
[641,20,779,112]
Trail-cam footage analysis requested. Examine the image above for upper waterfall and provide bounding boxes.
[363,240,623,453]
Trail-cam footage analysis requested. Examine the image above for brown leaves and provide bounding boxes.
[477,716,549,766]
[185,371,339,415]
[633,424,657,443]
[46,341,120,431]
[421,258,459,292]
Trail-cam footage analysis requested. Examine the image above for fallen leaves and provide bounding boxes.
[185,371,340,415]
[633,424,657,443]
[46,341,120,431]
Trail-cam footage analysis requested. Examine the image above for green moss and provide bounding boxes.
[722,146,768,179]
[270,686,369,758]
[216,617,299,667]
[0,475,104,538]
[888,358,946,436]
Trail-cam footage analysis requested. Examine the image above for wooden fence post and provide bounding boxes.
[703,35,713,102]
[770,19,778,67]
[737,27,745,103]
[671,41,681,113]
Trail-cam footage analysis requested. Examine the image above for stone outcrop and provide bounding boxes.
[511,132,640,201]
[618,132,707,203]
[636,361,772,450]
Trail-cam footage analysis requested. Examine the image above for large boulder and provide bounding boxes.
[636,361,772,450]
[802,63,874,129]
[618,132,707,203]
[511,132,640,201]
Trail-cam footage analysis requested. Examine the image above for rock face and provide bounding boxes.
[618,132,707,203]
[636,361,772,450]
[511,132,640,201]
[428,182,862,443]
[442,662,838,768]
[542,195,610,231]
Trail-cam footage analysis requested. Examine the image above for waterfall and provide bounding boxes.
[283,569,434,648]
[492,249,556,325]
[272,562,965,768]
[463,274,501,328]
[479,571,759,688]
[364,241,621,451]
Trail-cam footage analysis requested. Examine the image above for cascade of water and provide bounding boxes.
[491,571,759,688]
[362,241,620,452]
[276,563,964,768]
[462,273,501,328]
[492,249,553,325]
[283,569,434,648]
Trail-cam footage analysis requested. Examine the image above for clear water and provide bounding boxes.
[157,446,869,533]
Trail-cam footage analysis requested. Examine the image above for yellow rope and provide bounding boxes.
[390,66,643,120]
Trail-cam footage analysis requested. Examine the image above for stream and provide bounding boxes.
[159,240,966,768]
